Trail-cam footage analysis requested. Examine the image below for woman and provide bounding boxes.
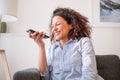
[29,7,104,80]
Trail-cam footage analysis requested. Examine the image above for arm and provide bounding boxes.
[80,38,97,80]
[38,44,47,73]
[29,32,47,73]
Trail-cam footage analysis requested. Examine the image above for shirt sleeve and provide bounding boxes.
[46,46,52,66]
[44,46,52,79]
[80,37,97,80]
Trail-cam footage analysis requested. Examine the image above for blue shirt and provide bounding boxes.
[46,37,104,80]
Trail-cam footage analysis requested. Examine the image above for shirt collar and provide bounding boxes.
[54,39,76,47]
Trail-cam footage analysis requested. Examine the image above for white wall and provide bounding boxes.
[0,0,120,80]
[7,0,92,33]
[0,33,50,80]
[92,27,120,56]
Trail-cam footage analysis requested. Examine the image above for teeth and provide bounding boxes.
[54,32,60,36]
[55,33,58,36]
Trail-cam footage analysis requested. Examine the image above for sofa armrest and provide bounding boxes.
[13,68,40,80]
[96,55,120,80]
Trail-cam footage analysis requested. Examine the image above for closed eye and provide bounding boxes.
[51,23,61,29]
[55,22,61,27]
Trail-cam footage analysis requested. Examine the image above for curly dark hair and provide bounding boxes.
[49,7,91,42]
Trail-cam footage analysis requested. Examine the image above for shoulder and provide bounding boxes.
[79,37,92,45]
[79,37,93,50]
[80,37,91,42]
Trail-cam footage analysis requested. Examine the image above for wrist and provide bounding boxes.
[38,42,45,47]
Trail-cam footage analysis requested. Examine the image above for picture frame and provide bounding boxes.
[92,0,120,27]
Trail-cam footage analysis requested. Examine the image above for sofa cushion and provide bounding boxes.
[13,68,40,80]
[96,55,120,80]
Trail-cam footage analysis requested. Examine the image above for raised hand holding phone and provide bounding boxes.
[26,29,49,39]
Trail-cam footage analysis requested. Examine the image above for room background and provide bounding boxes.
[0,0,120,80]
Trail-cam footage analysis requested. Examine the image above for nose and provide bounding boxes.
[52,26,58,33]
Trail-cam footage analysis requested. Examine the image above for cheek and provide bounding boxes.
[51,27,56,34]
[64,28,71,34]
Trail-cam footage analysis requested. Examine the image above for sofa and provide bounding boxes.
[13,55,120,80]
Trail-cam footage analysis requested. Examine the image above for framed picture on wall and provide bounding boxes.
[92,0,120,27]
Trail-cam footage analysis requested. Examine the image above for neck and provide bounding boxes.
[60,38,69,49]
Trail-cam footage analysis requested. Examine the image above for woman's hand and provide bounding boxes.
[29,31,47,73]
[29,31,46,47]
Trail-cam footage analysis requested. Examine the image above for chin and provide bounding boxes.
[54,37,61,41]
[55,38,60,41]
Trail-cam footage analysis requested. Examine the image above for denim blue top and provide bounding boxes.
[46,37,104,80]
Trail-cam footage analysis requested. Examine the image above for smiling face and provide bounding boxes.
[51,16,72,42]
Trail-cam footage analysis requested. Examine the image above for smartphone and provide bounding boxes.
[26,29,49,39]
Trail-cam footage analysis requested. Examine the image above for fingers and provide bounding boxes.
[29,31,46,47]
[29,31,39,39]
[29,31,46,41]
[35,32,43,41]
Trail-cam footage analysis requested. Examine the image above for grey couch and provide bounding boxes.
[13,55,120,80]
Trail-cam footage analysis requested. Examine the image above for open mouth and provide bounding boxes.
[54,31,60,37]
